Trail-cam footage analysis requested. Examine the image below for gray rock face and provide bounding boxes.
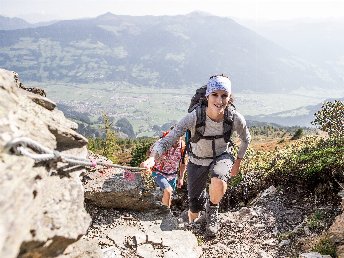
[328,194,344,258]
[83,153,161,210]
[0,69,92,258]
[299,252,332,258]
[84,207,202,258]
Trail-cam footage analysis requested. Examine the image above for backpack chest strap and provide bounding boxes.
[188,150,230,160]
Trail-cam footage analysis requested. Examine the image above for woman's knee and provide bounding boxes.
[209,177,227,204]
[210,177,226,188]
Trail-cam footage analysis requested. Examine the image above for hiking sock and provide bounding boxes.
[209,200,217,207]
[206,201,219,237]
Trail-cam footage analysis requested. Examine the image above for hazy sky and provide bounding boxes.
[1,0,344,23]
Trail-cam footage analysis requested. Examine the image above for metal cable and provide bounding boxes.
[6,137,145,172]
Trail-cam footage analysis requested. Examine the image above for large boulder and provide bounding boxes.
[84,206,202,258]
[0,69,93,258]
[83,153,161,210]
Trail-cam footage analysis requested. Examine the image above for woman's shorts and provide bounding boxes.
[152,172,177,191]
[187,152,234,213]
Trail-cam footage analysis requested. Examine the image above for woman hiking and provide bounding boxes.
[141,74,251,237]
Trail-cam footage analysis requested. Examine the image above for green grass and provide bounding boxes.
[307,210,325,230]
[312,235,337,257]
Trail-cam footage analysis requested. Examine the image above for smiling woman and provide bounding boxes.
[140,74,251,237]
[207,90,230,120]
[205,75,231,121]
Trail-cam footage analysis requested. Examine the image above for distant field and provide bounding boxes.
[29,82,344,135]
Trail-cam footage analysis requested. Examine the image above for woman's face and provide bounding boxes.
[207,90,230,114]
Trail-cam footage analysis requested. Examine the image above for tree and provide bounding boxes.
[101,113,120,162]
[312,100,344,139]
[291,128,303,140]
[129,138,156,167]
[115,118,135,138]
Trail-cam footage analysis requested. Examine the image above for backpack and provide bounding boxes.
[185,85,235,159]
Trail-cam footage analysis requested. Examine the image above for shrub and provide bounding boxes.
[307,210,325,231]
[129,138,156,167]
[312,235,337,257]
[291,128,303,140]
[312,100,344,139]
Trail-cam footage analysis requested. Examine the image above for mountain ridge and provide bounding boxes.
[246,97,344,127]
[0,13,340,92]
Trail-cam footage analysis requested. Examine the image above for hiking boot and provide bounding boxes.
[155,202,171,215]
[206,203,219,237]
[194,210,207,226]
[160,205,172,215]
[177,209,189,224]
[185,221,197,230]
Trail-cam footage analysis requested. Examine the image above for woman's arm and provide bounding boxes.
[233,111,251,159]
[151,111,196,159]
[231,111,251,176]
[141,111,196,172]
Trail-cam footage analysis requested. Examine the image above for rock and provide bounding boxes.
[87,209,201,258]
[260,185,277,198]
[263,239,277,246]
[25,91,57,111]
[258,250,273,258]
[328,198,344,242]
[83,162,161,210]
[102,247,124,258]
[0,69,91,258]
[107,225,146,248]
[304,226,311,235]
[136,244,159,258]
[328,197,344,257]
[238,207,251,217]
[57,238,102,258]
[299,252,332,258]
[337,244,344,258]
[279,240,291,247]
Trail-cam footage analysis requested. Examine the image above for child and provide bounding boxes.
[147,131,187,210]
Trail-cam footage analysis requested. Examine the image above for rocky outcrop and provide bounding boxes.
[83,153,161,210]
[0,69,92,258]
[328,192,344,257]
[84,204,202,258]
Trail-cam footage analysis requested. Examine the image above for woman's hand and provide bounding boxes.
[230,158,242,177]
[140,157,155,174]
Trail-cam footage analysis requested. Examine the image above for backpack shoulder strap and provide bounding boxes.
[223,104,235,143]
[190,105,206,143]
[180,140,186,164]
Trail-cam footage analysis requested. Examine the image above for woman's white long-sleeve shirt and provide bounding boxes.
[151,109,251,166]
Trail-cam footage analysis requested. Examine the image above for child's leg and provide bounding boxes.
[153,173,173,208]
[162,186,173,207]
